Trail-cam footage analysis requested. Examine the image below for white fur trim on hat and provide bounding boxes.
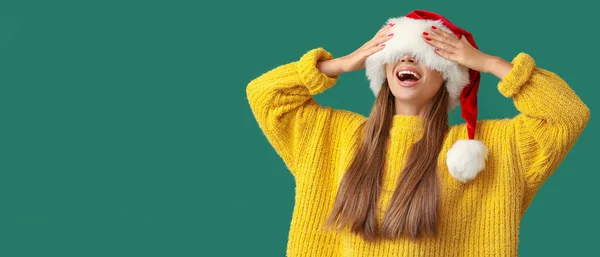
[364,16,470,111]
[446,139,489,183]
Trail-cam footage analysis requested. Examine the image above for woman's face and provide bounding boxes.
[385,54,444,106]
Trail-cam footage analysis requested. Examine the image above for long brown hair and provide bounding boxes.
[323,78,450,242]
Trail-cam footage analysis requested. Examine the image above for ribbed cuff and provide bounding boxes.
[297,47,339,95]
[498,53,536,98]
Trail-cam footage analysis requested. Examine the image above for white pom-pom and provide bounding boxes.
[446,139,489,183]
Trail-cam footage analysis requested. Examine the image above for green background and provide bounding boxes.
[0,0,597,256]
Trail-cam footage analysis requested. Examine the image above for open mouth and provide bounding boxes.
[396,69,422,87]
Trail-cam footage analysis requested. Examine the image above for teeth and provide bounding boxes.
[397,70,421,79]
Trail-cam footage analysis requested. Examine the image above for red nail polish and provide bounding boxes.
[431,26,437,29]
[423,32,429,36]
[425,37,431,41]
[389,23,395,26]
[388,33,394,36]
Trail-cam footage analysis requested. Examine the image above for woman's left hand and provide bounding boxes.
[423,26,494,73]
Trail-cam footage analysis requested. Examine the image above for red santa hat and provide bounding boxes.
[364,10,488,183]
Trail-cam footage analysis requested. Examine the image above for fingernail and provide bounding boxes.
[389,23,395,26]
[379,43,386,46]
[388,33,394,36]
[425,37,431,41]
[422,32,429,36]
[431,26,437,29]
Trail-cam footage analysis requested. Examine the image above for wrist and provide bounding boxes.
[333,57,349,74]
[317,58,345,77]
[482,54,499,74]
[483,55,514,80]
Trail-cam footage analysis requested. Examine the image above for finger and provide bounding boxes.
[429,28,460,48]
[366,33,393,49]
[430,27,461,44]
[426,30,458,50]
[423,35,455,53]
[363,32,392,54]
[375,23,394,37]
[430,27,455,39]
[364,43,386,56]
[434,48,453,60]
[359,25,393,50]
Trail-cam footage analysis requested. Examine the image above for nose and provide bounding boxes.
[400,54,417,64]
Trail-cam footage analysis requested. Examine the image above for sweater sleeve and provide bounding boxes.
[246,47,366,177]
[498,53,590,202]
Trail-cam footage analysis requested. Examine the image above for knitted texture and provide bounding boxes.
[246,48,590,257]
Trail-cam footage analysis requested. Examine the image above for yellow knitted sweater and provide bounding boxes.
[246,48,590,257]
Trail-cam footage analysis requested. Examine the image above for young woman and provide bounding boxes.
[246,10,589,257]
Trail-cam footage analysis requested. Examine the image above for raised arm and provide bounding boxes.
[493,53,590,206]
[422,27,590,204]
[246,48,366,177]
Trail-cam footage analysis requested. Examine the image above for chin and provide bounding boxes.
[395,96,420,103]
[391,90,420,101]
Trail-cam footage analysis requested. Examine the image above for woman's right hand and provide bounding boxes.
[338,23,395,73]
